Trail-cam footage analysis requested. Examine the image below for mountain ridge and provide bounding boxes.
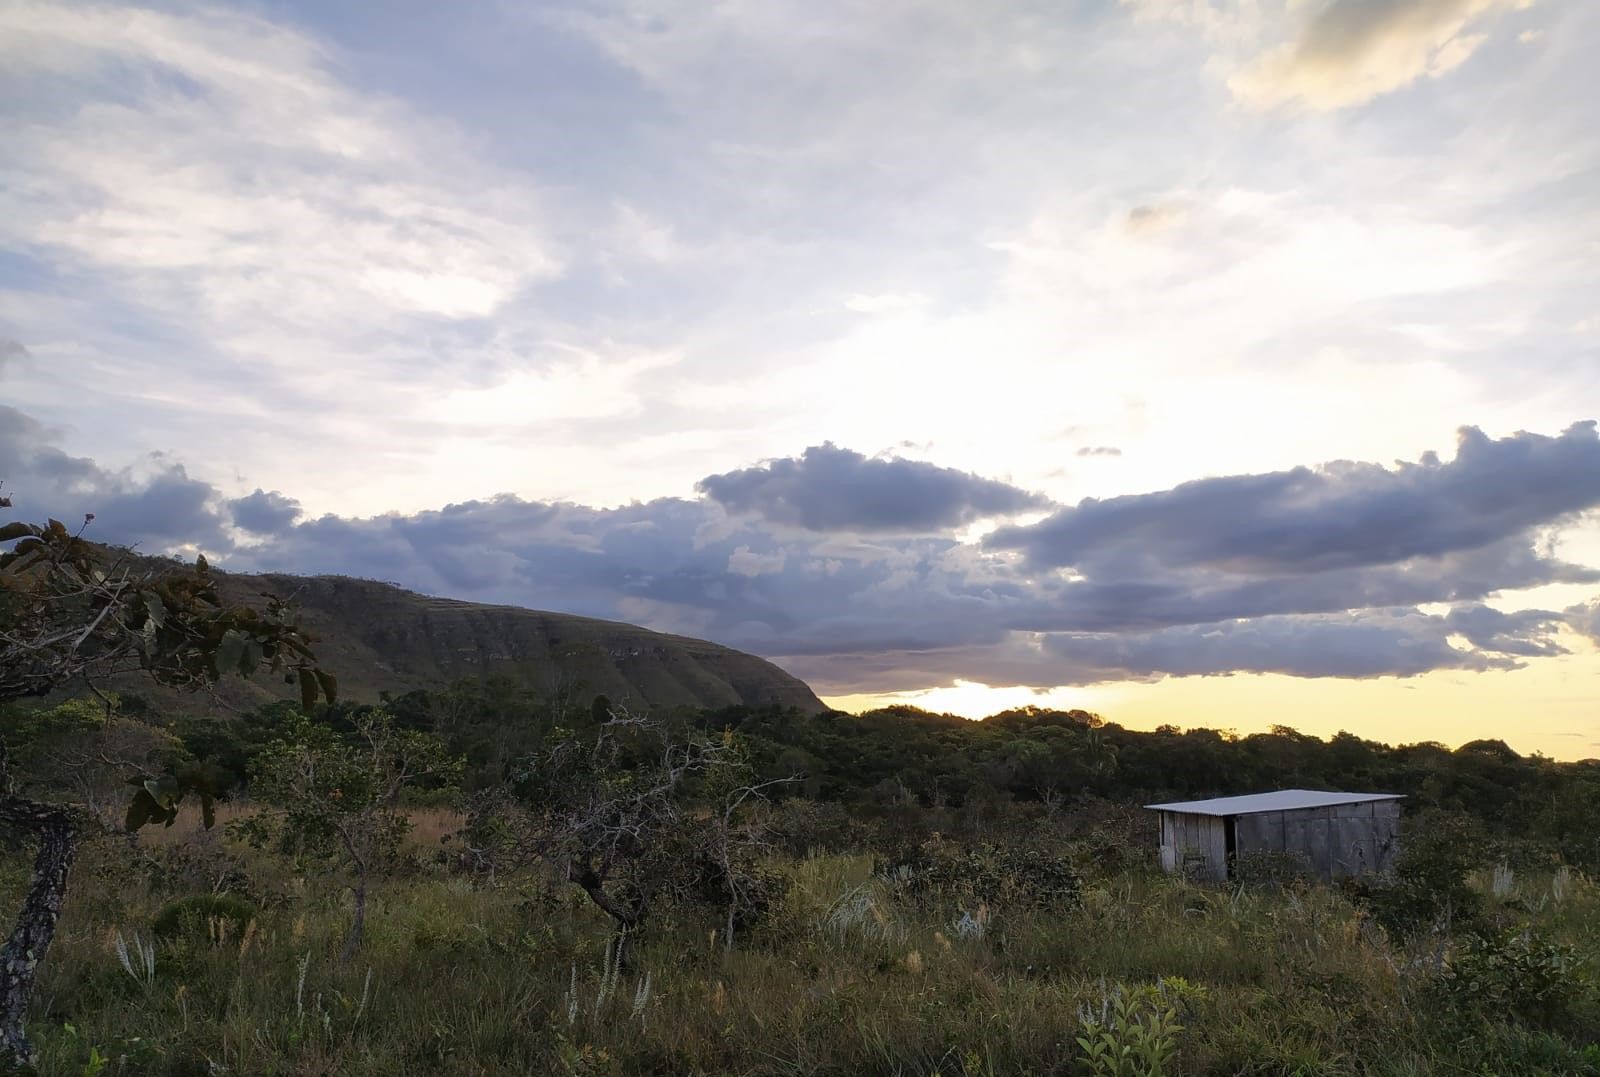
[131,561,826,713]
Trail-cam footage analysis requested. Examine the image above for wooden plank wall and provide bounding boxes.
[1232,802,1401,880]
[1370,801,1402,874]
[1157,811,1228,883]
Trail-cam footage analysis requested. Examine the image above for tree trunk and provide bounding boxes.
[340,878,367,968]
[568,861,643,970]
[0,795,77,1071]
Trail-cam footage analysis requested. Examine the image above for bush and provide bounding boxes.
[151,893,258,943]
[767,798,865,857]
[880,838,1081,909]
[1359,811,1484,939]
[1442,929,1593,1032]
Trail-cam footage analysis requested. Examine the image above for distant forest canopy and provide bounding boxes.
[132,675,1600,871]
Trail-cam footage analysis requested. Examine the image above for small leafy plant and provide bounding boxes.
[1076,977,1203,1077]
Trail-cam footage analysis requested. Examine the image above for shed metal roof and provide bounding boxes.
[1143,789,1404,817]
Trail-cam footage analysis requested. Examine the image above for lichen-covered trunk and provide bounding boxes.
[0,795,77,1070]
[340,879,367,968]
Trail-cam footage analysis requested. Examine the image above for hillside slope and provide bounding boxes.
[167,568,825,713]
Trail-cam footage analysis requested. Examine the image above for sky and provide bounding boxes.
[2,0,1599,758]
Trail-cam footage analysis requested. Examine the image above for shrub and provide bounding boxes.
[880,838,1081,909]
[767,798,864,857]
[1359,811,1484,939]
[151,893,258,943]
[1442,929,1592,1032]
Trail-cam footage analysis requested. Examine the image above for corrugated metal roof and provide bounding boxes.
[1143,789,1404,817]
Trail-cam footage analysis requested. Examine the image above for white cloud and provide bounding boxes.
[2,0,1596,546]
[844,292,931,315]
[727,545,787,577]
[0,2,560,364]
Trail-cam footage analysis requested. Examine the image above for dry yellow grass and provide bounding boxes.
[403,807,466,851]
[133,801,257,846]
[132,802,463,852]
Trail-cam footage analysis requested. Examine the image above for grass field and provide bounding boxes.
[8,813,1596,1076]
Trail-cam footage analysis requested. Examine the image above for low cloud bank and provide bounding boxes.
[5,406,1598,694]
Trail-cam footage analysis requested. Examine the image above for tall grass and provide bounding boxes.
[14,828,1600,1075]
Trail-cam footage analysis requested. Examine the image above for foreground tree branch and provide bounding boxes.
[0,507,337,1069]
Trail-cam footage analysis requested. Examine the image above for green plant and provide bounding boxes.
[881,837,1081,910]
[1442,929,1590,1031]
[0,515,335,1067]
[1361,812,1485,939]
[1076,978,1202,1077]
[151,892,258,942]
[241,708,459,964]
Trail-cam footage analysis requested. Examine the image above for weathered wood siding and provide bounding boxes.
[1234,801,1401,880]
[1157,811,1228,883]
[1161,800,1401,883]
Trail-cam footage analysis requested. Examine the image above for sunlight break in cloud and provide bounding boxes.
[1231,0,1534,110]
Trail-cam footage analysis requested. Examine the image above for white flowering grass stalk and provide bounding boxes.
[295,951,311,1022]
[113,930,156,988]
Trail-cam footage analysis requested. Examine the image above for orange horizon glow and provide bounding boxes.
[822,644,1600,762]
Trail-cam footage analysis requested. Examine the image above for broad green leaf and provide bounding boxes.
[299,667,318,710]
[144,774,181,809]
[124,791,156,832]
[314,669,338,705]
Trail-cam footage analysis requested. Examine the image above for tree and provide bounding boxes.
[4,698,182,830]
[695,731,795,952]
[0,510,334,1067]
[241,708,459,964]
[513,710,781,966]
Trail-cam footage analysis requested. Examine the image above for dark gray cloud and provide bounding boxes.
[0,405,230,550]
[228,489,303,535]
[1442,604,1568,659]
[0,338,25,373]
[773,606,1538,693]
[1565,598,1600,645]
[988,424,1600,574]
[1042,610,1523,682]
[696,443,1051,532]
[1005,538,1598,636]
[5,404,1596,695]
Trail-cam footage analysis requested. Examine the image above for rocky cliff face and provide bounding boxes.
[209,570,824,712]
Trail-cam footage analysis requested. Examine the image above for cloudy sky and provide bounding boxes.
[3,0,1599,756]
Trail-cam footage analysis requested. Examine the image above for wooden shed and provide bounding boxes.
[1146,789,1403,883]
